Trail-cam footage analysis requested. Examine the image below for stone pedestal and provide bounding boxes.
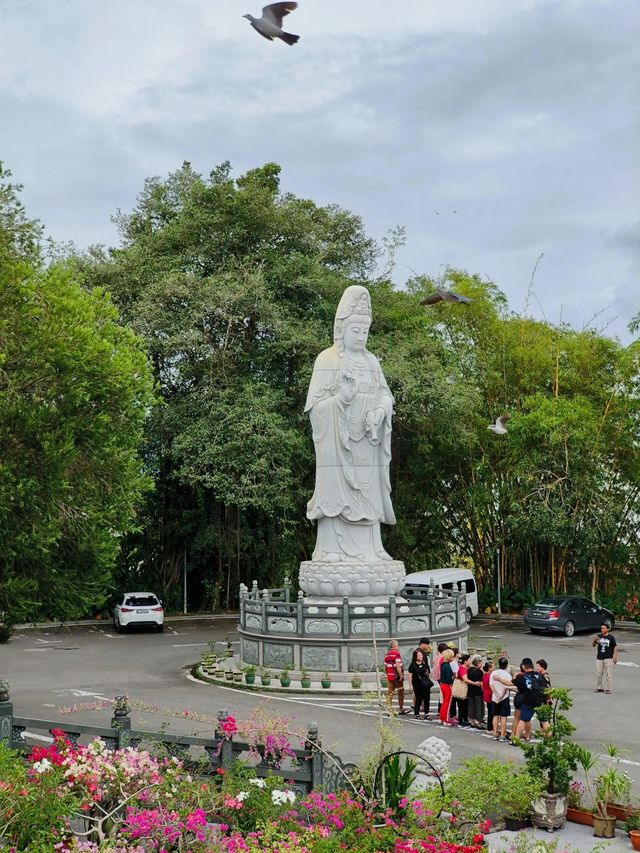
[238,579,469,678]
[299,560,406,598]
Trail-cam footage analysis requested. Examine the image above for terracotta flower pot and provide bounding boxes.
[566,807,594,826]
[629,830,640,851]
[607,803,629,821]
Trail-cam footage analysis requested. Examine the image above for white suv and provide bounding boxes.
[113,592,164,633]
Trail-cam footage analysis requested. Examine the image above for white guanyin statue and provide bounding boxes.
[300,285,405,598]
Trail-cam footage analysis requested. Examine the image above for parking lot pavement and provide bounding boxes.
[3,617,639,777]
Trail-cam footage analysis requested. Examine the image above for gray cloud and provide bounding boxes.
[0,0,638,338]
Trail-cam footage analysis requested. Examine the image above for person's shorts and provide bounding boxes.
[519,705,536,722]
[494,697,510,717]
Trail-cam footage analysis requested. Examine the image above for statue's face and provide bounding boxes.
[343,321,370,352]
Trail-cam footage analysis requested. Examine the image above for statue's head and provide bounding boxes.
[334,286,372,353]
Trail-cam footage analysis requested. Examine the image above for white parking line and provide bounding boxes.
[35,638,62,644]
[173,643,208,648]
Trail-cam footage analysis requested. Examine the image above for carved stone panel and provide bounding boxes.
[436,613,456,629]
[305,619,340,634]
[268,617,296,633]
[245,614,263,630]
[352,619,388,634]
[263,643,294,670]
[302,646,340,671]
[348,646,376,672]
[242,638,260,665]
[397,616,430,634]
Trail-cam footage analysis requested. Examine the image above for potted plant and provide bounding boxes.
[502,768,545,830]
[279,668,291,687]
[243,664,256,685]
[232,670,243,683]
[224,668,234,681]
[596,745,632,820]
[518,687,579,831]
[351,673,363,689]
[225,638,234,658]
[260,668,272,686]
[300,669,311,689]
[566,781,593,826]
[577,743,631,838]
[321,672,332,689]
[624,810,640,851]
[0,679,9,703]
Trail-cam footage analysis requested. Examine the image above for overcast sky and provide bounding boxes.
[1,0,638,339]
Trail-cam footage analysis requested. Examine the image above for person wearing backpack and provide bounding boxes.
[511,657,546,743]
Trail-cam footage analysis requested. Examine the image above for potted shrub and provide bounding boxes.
[243,665,256,686]
[224,668,234,681]
[260,668,272,686]
[624,810,640,851]
[279,668,291,687]
[503,768,545,830]
[0,679,9,703]
[232,670,243,683]
[321,672,332,689]
[426,756,540,830]
[351,673,363,689]
[518,687,579,831]
[300,669,311,689]
[225,638,234,658]
[596,745,632,820]
[577,743,631,838]
[566,781,593,826]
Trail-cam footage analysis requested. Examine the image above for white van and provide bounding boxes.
[402,568,479,623]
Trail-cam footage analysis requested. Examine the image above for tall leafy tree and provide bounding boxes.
[79,161,640,613]
[0,164,155,622]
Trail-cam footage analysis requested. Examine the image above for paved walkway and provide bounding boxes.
[487,822,631,851]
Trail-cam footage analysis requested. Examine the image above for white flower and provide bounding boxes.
[271,789,296,805]
[237,791,249,801]
[88,739,105,756]
[249,777,266,788]
[33,758,52,773]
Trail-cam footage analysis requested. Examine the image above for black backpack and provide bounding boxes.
[522,671,546,707]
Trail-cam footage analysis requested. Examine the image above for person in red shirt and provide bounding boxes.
[384,639,410,716]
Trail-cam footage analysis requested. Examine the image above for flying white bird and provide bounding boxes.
[243,2,300,46]
[488,414,511,435]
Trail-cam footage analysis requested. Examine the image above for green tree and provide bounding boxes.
[0,165,155,622]
[78,161,640,612]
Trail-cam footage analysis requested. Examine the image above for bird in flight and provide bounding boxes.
[420,288,473,306]
[488,414,511,435]
[243,2,300,45]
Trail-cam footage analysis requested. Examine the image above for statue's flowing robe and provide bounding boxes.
[305,345,395,536]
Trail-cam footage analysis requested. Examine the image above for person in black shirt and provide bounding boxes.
[408,648,433,719]
[511,658,546,742]
[466,655,485,729]
[592,623,618,694]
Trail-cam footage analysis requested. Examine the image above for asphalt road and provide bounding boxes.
[3,616,639,783]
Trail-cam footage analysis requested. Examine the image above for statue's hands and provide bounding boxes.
[338,371,357,403]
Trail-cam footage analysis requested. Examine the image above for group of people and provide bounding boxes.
[383,638,551,744]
